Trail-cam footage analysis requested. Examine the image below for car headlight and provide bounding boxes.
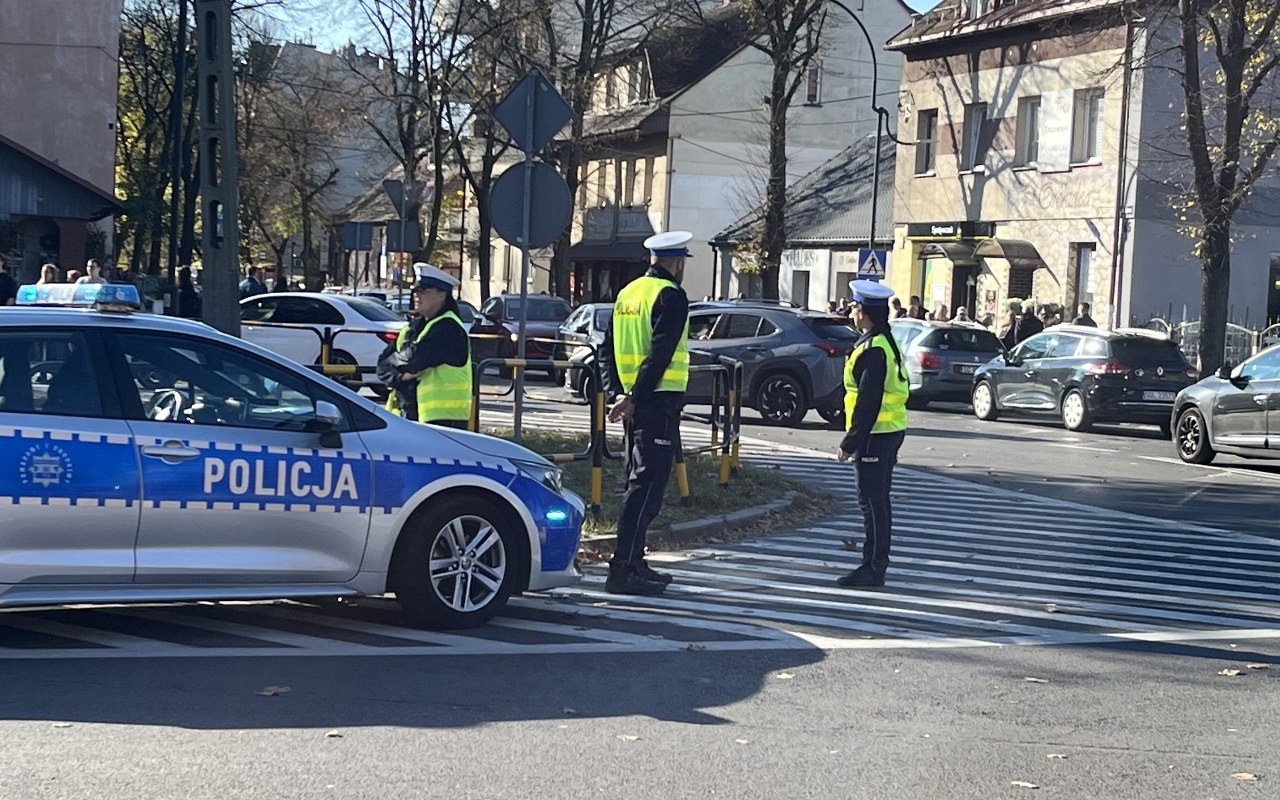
[511,458,564,495]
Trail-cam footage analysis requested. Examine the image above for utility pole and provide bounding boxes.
[196,0,241,335]
[166,0,188,311]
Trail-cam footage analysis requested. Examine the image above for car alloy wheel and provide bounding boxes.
[756,373,806,426]
[1060,389,1092,431]
[1175,407,1216,464]
[428,514,508,614]
[971,381,998,420]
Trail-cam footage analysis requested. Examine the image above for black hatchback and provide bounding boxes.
[970,326,1197,434]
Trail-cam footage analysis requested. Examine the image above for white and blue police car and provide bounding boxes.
[0,284,583,628]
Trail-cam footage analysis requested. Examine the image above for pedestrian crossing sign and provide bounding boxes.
[857,249,889,280]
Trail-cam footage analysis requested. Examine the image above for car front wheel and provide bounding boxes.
[390,493,522,629]
[971,380,999,420]
[1060,388,1093,431]
[1175,407,1216,464]
[755,373,807,426]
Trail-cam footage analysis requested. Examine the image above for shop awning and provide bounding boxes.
[974,238,1048,269]
[918,240,979,265]
[568,239,650,262]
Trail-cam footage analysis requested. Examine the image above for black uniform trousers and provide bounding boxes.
[854,429,905,577]
[612,399,681,568]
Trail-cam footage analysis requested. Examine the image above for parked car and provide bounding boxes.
[240,292,404,393]
[558,302,614,400]
[970,325,1197,433]
[1,284,583,628]
[890,320,1004,408]
[685,303,857,427]
[470,294,573,378]
[1172,343,1280,464]
[387,294,477,330]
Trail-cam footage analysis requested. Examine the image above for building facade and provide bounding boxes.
[887,0,1280,330]
[0,0,123,280]
[566,1,913,303]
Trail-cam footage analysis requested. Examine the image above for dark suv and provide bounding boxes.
[971,326,1197,433]
[686,303,857,427]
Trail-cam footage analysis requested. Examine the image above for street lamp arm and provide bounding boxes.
[828,0,912,148]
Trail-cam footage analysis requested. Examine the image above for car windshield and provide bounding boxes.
[804,317,859,341]
[507,298,571,322]
[339,297,401,322]
[594,308,613,329]
[924,328,1003,352]
[1112,339,1188,365]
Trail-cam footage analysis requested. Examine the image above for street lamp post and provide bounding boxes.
[828,1,909,254]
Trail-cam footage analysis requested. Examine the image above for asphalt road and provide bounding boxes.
[2,381,1277,799]
[732,401,1280,539]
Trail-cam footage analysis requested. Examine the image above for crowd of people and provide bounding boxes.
[822,292,1100,347]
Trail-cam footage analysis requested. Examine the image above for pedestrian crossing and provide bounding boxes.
[1,437,1278,659]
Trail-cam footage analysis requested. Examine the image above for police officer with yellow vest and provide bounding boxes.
[377,262,473,429]
[599,231,692,596]
[836,279,909,588]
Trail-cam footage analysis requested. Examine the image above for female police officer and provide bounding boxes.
[836,279,908,588]
[377,262,474,429]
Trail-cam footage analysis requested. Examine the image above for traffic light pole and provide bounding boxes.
[196,0,241,336]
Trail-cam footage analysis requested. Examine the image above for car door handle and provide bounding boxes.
[1255,394,1269,405]
[141,441,202,461]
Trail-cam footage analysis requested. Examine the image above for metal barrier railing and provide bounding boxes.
[242,320,393,389]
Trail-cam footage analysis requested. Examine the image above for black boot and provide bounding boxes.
[836,567,885,588]
[605,562,667,596]
[640,560,674,585]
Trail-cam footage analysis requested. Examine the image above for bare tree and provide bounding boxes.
[741,0,826,301]
[1169,0,1280,373]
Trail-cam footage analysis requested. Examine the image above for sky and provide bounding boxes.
[272,0,943,51]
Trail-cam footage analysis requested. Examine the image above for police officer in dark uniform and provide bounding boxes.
[600,231,693,596]
[377,262,474,429]
[836,280,909,588]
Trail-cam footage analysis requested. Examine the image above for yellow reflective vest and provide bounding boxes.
[385,310,474,423]
[844,333,908,433]
[612,275,689,393]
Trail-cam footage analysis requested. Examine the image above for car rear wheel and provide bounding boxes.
[755,373,807,426]
[971,380,999,420]
[1060,388,1093,431]
[817,405,844,430]
[1175,407,1216,464]
[906,395,929,411]
[390,493,521,629]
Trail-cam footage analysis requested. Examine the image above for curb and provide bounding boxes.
[579,490,801,554]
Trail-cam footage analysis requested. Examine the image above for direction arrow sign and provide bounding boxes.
[857,248,889,280]
[493,68,574,154]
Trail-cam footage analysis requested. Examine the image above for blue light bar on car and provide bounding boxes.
[15,283,143,311]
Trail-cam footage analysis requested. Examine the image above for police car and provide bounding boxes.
[0,284,583,628]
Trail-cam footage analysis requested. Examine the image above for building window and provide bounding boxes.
[805,61,822,105]
[1015,96,1041,167]
[595,163,607,205]
[622,160,635,205]
[627,61,649,104]
[1072,88,1104,164]
[642,156,655,204]
[915,109,938,174]
[605,70,617,109]
[961,102,989,171]
[1073,243,1096,307]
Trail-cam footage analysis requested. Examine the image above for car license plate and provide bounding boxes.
[1143,391,1175,401]
[953,364,978,374]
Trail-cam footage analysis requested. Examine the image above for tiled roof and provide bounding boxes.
[712,134,895,247]
[887,0,1129,51]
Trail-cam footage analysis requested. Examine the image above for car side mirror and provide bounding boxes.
[315,400,343,449]
[1215,364,1234,380]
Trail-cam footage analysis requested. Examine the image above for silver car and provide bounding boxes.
[1,300,583,628]
[890,320,1004,408]
[1172,343,1280,464]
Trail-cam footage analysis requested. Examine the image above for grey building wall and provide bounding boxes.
[0,0,122,193]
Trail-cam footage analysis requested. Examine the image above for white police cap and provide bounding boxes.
[412,262,460,291]
[643,231,694,257]
[848,279,895,306]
